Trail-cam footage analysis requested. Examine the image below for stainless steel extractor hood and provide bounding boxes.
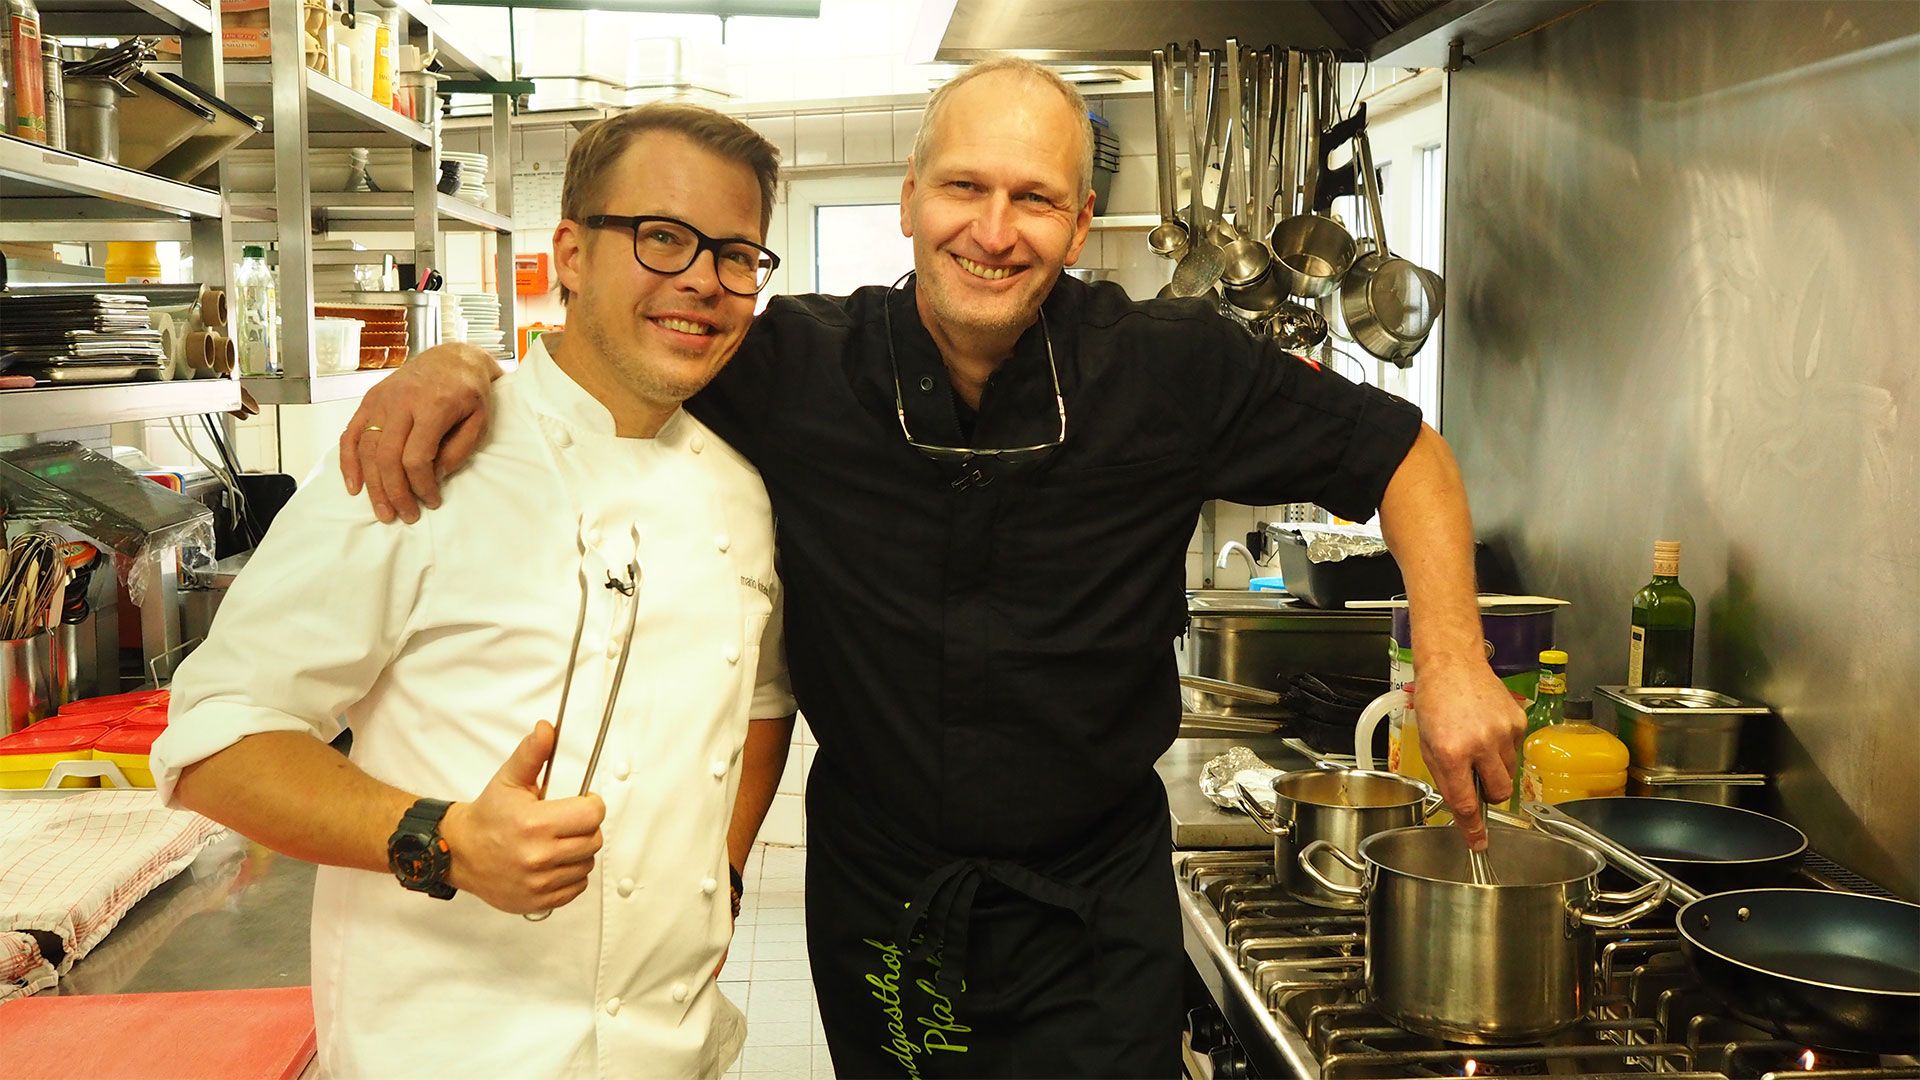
[927,0,1598,69]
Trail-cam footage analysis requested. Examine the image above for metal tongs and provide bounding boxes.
[526,519,643,922]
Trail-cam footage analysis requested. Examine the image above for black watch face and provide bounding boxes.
[391,834,445,887]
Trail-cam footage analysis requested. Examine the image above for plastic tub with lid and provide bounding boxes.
[0,724,110,789]
[94,724,164,788]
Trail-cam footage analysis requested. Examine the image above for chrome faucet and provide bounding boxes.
[1216,540,1258,575]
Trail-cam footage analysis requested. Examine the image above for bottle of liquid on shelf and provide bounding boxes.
[233,246,282,377]
[2,0,48,144]
[1629,539,1696,687]
[104,241,163,284]
[1521,695,1628,805]
[369,13,393,108]
[1508,649,1567,811]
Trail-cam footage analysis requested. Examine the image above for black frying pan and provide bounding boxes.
[1556,797,1806,894]
[1529,802,1920,1055]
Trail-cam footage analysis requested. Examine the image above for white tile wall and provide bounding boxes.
[791,113,845,167]
[841,110,892,165]
[745,115,797,164]
[890,108,923,164]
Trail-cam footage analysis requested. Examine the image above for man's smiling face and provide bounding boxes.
[901,69,1094,343]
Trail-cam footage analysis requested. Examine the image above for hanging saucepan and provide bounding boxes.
[1269,51,1356,299]
[1263,301,1328,351]
[1528,801,1920,1055]
[1339,128,1443,366]
[1147,45,1188,260]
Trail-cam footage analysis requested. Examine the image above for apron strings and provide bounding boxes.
[890,857,1103,995]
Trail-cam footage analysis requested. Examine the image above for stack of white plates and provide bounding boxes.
[456,292,506,356]
[438,297,467,344]
[442,151,491,205]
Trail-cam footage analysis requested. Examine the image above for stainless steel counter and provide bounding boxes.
[1155,735,1314,849]
[53,829,314,997]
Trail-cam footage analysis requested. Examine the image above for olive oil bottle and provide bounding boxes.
[1628,540,1696,687]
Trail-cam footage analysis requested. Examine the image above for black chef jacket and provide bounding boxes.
[690,275,1421,856]
[687,275,1421,1076]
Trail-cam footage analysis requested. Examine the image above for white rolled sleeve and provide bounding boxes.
[152,450,433,804]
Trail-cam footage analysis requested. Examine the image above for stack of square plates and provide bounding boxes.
[0,292,168,383]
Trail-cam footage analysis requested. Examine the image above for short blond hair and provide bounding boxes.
[559,102,781,303]
[911,59,1093,197]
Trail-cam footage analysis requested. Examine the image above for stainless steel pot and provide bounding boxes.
[1236,768,1440,908]
[1178,591,1389,718]
[63,76,125,164]
[1300,826,1669,1043]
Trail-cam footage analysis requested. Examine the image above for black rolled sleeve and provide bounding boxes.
[1196,315,1423,521]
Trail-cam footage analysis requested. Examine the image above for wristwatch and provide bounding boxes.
[388,798,456,900]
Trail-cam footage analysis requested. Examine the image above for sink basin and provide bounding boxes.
[1185,589,1298,614]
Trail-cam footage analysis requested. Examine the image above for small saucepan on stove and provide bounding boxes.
[1300,824,1669,1044]
[1528,801,1920,1055]
[1233,764,1440,909]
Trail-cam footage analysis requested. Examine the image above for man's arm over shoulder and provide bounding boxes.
[340,342,500,523]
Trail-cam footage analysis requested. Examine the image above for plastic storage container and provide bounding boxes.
[93,723,162,787]
[312,317,362,374]
[0,723,106,789]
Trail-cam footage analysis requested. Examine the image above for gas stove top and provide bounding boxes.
[1175,850,1920,1079]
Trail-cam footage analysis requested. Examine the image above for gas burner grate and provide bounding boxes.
[1177,849,1920,1079]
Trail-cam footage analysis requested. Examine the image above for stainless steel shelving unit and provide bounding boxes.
[233,0,516,405]
[0,0,240,427]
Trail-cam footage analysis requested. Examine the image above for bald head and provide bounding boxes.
[911,59,1094,199]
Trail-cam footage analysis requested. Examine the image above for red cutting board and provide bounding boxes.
[0,986,316,1079]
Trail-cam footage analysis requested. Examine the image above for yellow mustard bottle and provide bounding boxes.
[1521,696,1629,803]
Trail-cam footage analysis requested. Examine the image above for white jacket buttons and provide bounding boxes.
[715,534,730,553]
[724,643,741,665]
[710,759,727,779]
[617,877,636,897]
[606,636,622,659]
[585,525,601,546]
[613,759,631,782]
[604,996,621,1016]
[553,429,574,449]
[700,876,718,895]
[690,434,706,454]
[670,983,689,1003]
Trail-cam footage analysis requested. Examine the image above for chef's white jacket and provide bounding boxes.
[153,335,795,1078]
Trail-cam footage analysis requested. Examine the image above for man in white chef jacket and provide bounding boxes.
[150,103,797,1079]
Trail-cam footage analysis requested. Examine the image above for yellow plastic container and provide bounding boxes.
[0,725,109,789]
[104,241,163,284]
[95,725,162,788]
[1521,722,1630,804]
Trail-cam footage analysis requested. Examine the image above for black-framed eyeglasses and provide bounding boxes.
[583,214,782,296]
[884,271,1066,464]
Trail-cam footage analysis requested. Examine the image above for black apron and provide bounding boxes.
[804,756,1182,1079]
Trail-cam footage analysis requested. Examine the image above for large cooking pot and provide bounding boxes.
[1301,825,1668,1043]
[1235,768,1441,908]
[1179,591,1389,718]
